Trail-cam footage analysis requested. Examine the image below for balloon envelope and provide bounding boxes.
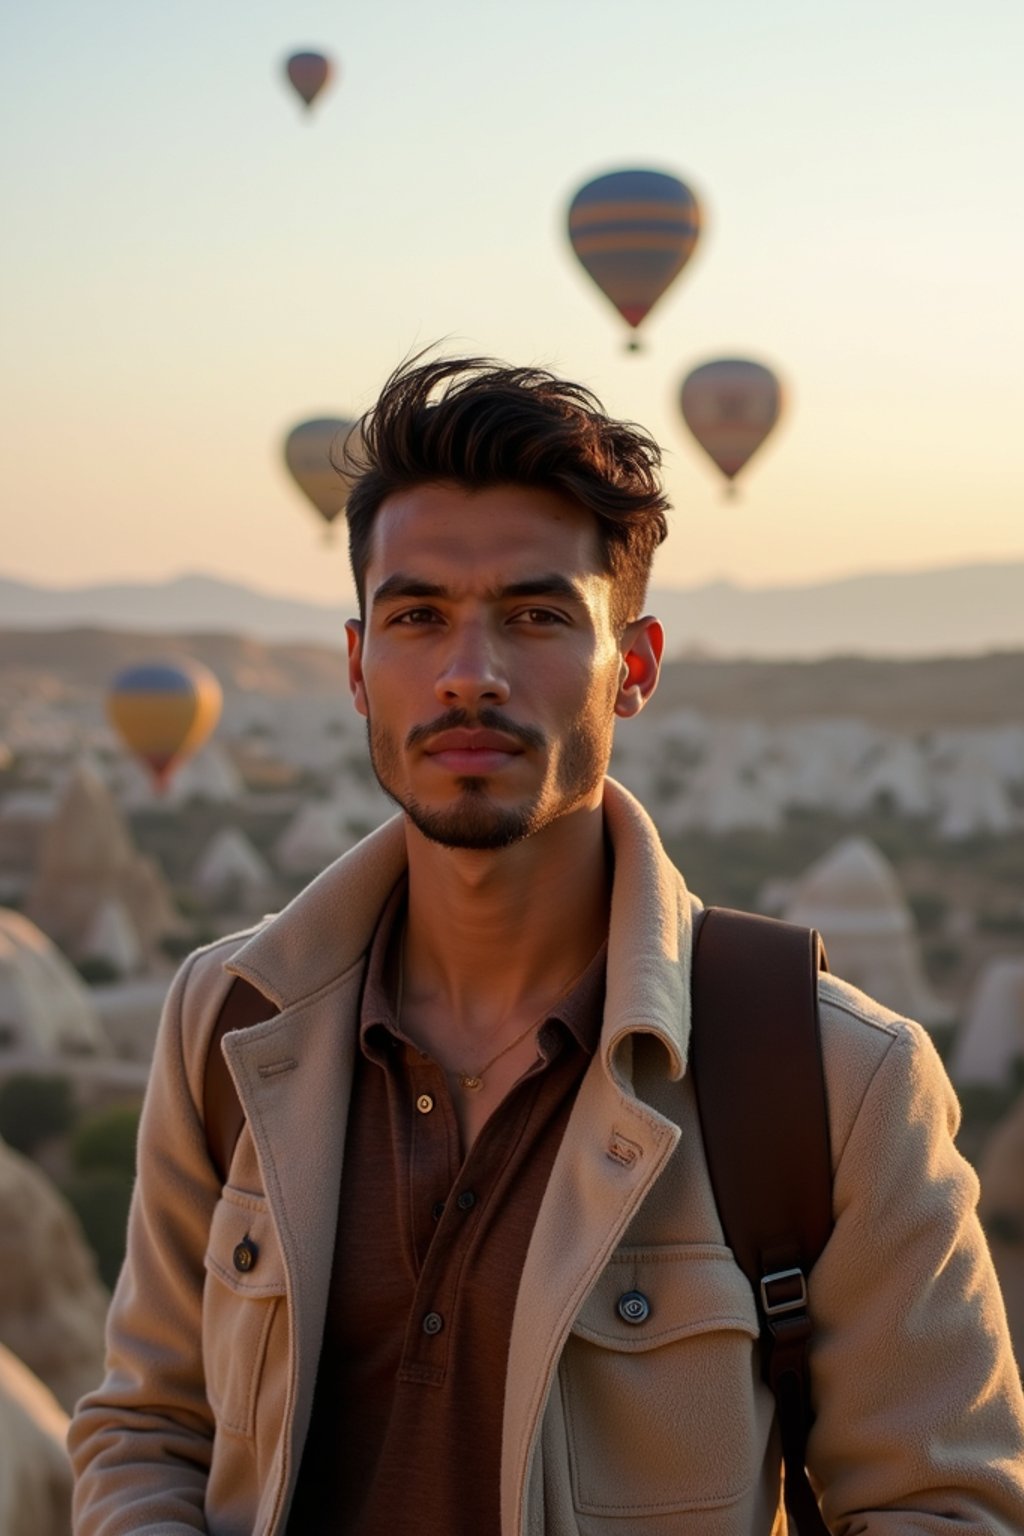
[567,169,701,334]
[107,659,222,792]
[679,359,784,483]
[285,51,334,108]
[283,417,362,527]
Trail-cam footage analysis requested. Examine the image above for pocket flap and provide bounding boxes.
[204,1186,287,1298]
[570,1244,758,1352]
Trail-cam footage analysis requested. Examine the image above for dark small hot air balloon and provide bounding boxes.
[679,358,785,493]
[107,659,222,793]
[567,169,702,350]
[284,51,335,110]
[283,417,363,536]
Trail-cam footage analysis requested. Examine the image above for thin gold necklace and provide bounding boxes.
[395,934,547,1094]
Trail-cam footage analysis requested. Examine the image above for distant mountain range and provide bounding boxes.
[3,627,1021,729]
[2,562,1022,658]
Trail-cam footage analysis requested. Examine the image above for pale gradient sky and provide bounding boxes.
[2,0,1022,611]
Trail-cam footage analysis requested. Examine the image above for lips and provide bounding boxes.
[423,728,525,774]
[425,729,523,753]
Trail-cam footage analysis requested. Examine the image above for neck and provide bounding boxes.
[401,798,611,1044]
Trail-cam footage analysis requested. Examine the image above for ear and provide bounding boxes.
[345,619,369,719]
[614,616,664,720]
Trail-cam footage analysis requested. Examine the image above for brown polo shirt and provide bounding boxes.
[287,881,606,1535]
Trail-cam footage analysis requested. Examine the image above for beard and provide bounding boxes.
[363,703,614,851]
[392,777,537,850]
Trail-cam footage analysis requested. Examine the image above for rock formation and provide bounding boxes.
[949,958,1024,1089]
[193,826,275,910]
[0,909,110,1059]
[783,836,951,1026]
[0,1342,72,1536]
[78,898,144,978]
[274,799,358,876]
[0,1138,108,1413]
[26,761,182,968]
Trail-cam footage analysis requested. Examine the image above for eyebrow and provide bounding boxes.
[370,572,590,608]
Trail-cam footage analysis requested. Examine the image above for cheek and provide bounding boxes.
[583,649,624,710]
[355,659,413,729]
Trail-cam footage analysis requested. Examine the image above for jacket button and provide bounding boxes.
[233,1237,259,1273]
[617,1290,650,1325]
[422,1311,444,1335]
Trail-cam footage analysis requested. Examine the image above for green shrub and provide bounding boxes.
[927,1023,956,1065]
[977,909,1024,937]
[0,1074,76,1154]
[923,940,964,980]
[907,891,949,934]
[957,1081,1018,1132]
[76,956,121,985]
[62,1169,133,1289]
[71,1104,140,1178]
[160,929,217,961]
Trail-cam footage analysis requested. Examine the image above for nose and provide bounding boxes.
[435,621,510,710]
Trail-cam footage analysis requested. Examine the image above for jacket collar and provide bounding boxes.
[225,777,694,1081]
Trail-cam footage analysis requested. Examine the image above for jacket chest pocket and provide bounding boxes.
[559,1245,764,1519]
[202,1186,287,1439]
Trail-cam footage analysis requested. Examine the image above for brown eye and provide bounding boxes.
[393,607,440,625]
[513,608,567,625]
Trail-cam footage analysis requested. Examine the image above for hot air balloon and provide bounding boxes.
[106,659,222,793]
[567,169,702,350]
[283,417,362,535]
[284,51,334,110]
[679,359,784,492]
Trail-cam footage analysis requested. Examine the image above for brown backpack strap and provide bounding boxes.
[203,977,279,1184]
[690,906,832,1536]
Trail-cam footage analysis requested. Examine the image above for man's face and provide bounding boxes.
[346,482,648,851]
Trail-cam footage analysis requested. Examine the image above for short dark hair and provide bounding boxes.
[339,354,670,631]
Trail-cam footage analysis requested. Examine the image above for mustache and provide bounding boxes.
[407,708,546,753]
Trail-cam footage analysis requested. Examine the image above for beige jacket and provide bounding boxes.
[69,781,1024,1536]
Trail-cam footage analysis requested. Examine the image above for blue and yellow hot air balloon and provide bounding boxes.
[106,659,222,793]
[567,169,702,350]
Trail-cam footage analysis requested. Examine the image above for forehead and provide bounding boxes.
[366,482,608,588]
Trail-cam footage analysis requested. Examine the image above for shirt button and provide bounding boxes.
[233,1237,259,1273]
[431,1201,446,1221]
[456,1190,476,1211]
[617,1290,651,1325]
[422,1311,444,1335]
[416,1094,434,1114]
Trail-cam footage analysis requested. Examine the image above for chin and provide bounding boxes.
[403,784,538,851]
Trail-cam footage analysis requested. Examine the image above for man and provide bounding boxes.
[70,356,1024,1535]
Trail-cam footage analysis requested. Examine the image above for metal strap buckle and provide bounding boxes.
[760,1267,808,1317]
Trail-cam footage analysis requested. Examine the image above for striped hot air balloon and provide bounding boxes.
[106,660,222,793]
[567,169,702,349]
[679,358,785,491]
